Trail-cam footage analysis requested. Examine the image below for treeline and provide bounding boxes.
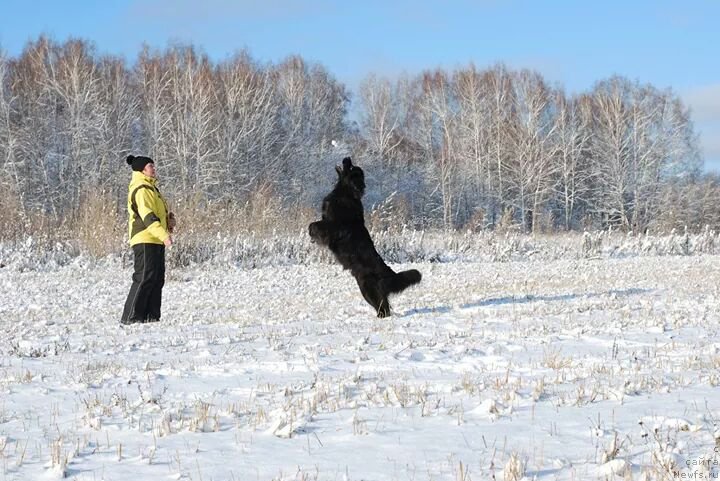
[0,36,718,243]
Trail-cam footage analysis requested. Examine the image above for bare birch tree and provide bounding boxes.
[589,76,634,229]
[358,74,404,164]
[506,70,559,232]
[484,65,515,223]
[47,39,107,209]
[453,65,493,227]
[135,46,175,187]
[0,50,26,212]
[553,92,594,230]
[414,70,460,228]
[96,54,139,193]
[9,36,67,218]
[272,56,348,204]
[215,51,278,199]
[165,46,221,197]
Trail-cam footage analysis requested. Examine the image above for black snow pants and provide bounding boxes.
[121,243,166,323]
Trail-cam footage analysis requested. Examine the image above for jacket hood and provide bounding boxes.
[130,171,158,188]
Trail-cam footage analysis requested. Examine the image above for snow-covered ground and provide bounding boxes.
[2,254,720,480]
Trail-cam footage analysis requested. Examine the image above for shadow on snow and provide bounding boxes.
[402,288,651,316]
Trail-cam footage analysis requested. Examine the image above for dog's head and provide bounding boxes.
[335,157,365,199]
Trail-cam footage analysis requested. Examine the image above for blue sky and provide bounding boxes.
[1,0,719,172]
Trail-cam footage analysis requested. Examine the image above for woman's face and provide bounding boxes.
[142,162,156,178]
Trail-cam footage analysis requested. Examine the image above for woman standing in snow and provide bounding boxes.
[120,155,176,325]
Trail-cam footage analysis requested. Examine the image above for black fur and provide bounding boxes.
[309,157,421,317]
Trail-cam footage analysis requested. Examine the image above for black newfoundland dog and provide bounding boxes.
[309,157,421,317]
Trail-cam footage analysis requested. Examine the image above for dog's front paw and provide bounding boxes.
[309,221,325,244]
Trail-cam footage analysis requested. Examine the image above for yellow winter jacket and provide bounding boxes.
[127,171,170,246]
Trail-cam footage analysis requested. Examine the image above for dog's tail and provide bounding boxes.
[383,269,422,295]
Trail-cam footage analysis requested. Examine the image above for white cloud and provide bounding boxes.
[682,83,720,123]
[681,84,720,172]
[695,123,720,173]
[699,127,720,158]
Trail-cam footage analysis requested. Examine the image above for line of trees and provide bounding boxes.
[0,36,718,239]
[357,67,716,232]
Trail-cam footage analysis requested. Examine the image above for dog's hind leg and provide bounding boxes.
[357,277,391,318]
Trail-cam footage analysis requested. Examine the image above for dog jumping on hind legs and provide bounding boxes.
[309,157,421,317]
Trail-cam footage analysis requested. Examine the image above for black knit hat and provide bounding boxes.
[126,155,154,172]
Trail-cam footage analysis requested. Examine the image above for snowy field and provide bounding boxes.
[2,253,720,480]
